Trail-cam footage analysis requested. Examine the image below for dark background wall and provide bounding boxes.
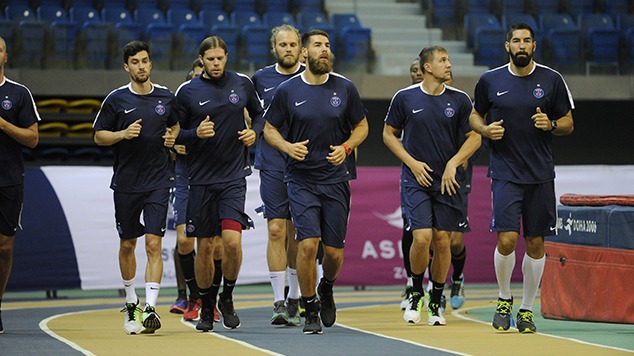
[357,99,634,167]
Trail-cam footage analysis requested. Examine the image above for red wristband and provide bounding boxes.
[342,143,352,156]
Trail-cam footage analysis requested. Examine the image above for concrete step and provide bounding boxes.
[376,52,480,72]
[358,14,428,29]
[371,28,442,42]
[326,1,421,16]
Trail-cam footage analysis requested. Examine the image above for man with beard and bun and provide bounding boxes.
[469,23,574,333]
[264,29,369,334]
[251,24,305,327]
[174,36,263,333]
[93,41,180,335]
[384,46,480,326]
[0,36,40,334]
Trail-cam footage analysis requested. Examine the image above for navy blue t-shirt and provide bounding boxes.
[473,63,574,184]
[175,71,264,185]
[252,63,305,171]
[265,72,367,184]
[0,78,40,187]
[385,83,473,191]
[93,83,178,193]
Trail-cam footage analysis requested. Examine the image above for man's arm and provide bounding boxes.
[382,122,433,187]
[263,121,309,161]
[94,119,142,146]
[0,118,38,148]
[469,108,504,140]
[441,130,481,195]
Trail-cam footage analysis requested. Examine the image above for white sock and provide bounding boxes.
[123,278,137,304]
[494,248,515,300]
[269,271,286,302]
[145,282,160,308]
[520,254,545,311]
[287,267,301,299]
[316,263,324,289]
[406,277,413,287]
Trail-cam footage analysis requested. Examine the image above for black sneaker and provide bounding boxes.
[516,309,537,333]
[218,297,241,329]
[492,297,513,331]
[317,282,336,327]
[196,308,214,332]
[302,311,322,334]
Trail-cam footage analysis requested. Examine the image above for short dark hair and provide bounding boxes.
[198,36,228,57]
[185,58,203,80]
[301,29,329,48]
[418,46,447,68]
[506,23,535,42]
[123,40,150,64]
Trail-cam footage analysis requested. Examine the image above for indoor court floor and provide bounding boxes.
[1,284,632,355]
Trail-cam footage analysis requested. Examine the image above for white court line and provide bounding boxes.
[335,304,470,356]
[179,317,283,356]
[451,306,634,354]
[40,310,97,356]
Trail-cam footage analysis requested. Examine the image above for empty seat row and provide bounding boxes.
[465,12,634,72]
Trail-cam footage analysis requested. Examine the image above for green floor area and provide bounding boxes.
[467,302,634,352]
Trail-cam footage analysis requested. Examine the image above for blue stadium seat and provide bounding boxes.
[540,13,577,32]
[540,14,581,71]
[265,0,290,12]
[296,11,329,31]
[602,0,630,21]
[46,21,78,69]
[464,13,501,48]
[498,0,525,16]
[17,21,48,68]
[70,5,101,24]
[37,4,68,22]
[264,11,295,27]
[167,8,200,26]
[111,22,143,67]
[231,11,263,27]
[168,0,194,9]
[293,0,323,12]
[427,0,458,28]
[0,21,17,60]
[173,23,207,69]
[102,7,135,24]
[77,22,112,69]
[7,5,38,22]
[135,8,166,25]
[230,0,258,13]
[240,24,272,65]
[565,0,594,18]
[199,0,225,13]
[200,10,231,28]
[143,23,175,70]
[579,14,620,73]
[474,27,506,66]
[331,13,362,31]
[337,26,371,64]
[462,0,494,15]
[528,0,560,17]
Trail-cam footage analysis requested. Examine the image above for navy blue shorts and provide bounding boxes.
[490,179,556,237]
[288,181,350,248]
[172,173,188,226]
[114,188,170,239]
[401,185,468,232]
[0,184,23,236]
[186,179,254,238]
[258,169,291,220]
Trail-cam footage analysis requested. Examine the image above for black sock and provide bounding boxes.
[318,277,334,294]
[179,251,199,298]
[412,272,425,294]
[220,277,237,300]
[430,280,445,305]
[198,287,213,310]
[451,246,467,281]
[302,294,319,314]
[177,289,186,299]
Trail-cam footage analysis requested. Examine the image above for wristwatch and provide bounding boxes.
[550,120,558,131]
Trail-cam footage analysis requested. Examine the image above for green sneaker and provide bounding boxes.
[286,298,302,326]
[516,309,537,333]
[141,305,161,334]
[492,297,513,331]
[271,300,289,325]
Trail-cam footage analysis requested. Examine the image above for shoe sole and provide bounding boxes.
[196,324,213,332]
[271,315,289,325]
[170,307,186,314]
[303,329,323,334]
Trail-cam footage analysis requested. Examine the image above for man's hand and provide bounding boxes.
[238,128,256,147]
[484,119,505,140]
[163,127,177,147]
[409,161,434,187]
[286,139,309,161]
[327,145,347,166]
[531,107,551,131]
[196,115,215,138]
[124,119,142,140]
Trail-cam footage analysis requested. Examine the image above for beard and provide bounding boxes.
[131,72,149,84]
[277,54,299,69]
[307,54,333,75]
[509,50,532,68]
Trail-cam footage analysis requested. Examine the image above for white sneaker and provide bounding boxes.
[427,297,447,326]
[121,301,142,335]
[400,286,413,310]
[403,292,424,324]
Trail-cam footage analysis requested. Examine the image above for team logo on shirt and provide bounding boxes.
[444,105,455,118]
[2,99,12,110]
[533,85,544,99]
[229,93,240,104]
[155,104,166,115]
[330,95,341,107]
